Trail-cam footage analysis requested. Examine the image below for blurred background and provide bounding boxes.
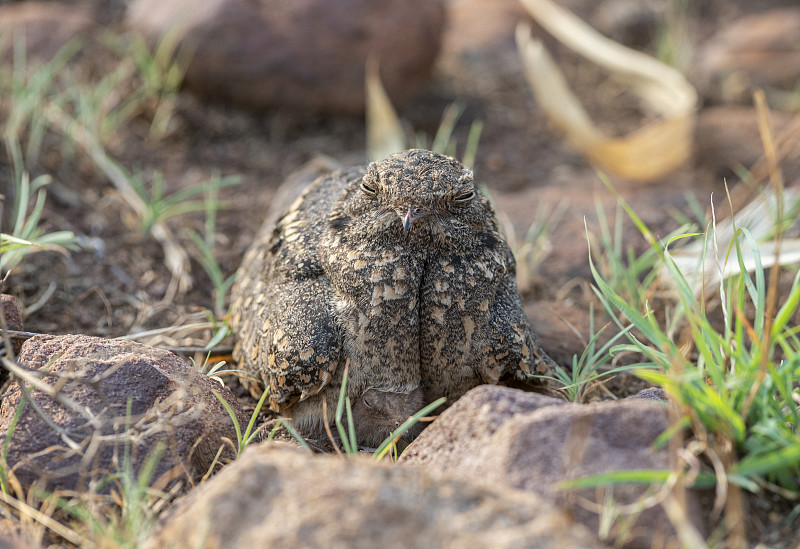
[1,0,799,364]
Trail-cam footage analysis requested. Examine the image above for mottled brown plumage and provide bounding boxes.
[231,149,552,446]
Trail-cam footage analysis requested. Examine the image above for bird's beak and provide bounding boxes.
[402,207,414,232]
[394,206,425,232]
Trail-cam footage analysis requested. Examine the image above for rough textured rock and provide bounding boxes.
[126,0,445,114]
[0,536,38,549]
[0,2,96,63]
[0,334,248,494]
[0,520,40,549]
[401,385,704,548]
[694,8,800,103]
[147,442,603,549]
[1,294,24,387]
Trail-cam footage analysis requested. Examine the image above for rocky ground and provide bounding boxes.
[1,0,799,547]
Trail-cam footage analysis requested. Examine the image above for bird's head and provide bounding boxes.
[357,149,483,235]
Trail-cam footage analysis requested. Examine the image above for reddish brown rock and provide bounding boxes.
[0,334,248,494]
[0,520,40,549]
[695,106,800,180]
[147,442,603,549]
[126,0,445,114]
[0,2,95,63]
[1,294,24,356]
[400,385,706,548]
[694,8,800,103]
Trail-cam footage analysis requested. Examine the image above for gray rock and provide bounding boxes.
[126,0,445,114]
[147,441,603,549]
[0,334,248,494]
[400,385,705,548]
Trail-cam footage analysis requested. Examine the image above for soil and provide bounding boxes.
[1,0,799,546]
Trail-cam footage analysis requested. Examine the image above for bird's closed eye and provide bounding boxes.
[363,393,377,410]
[360,182,378,195]
[454,191,475,202]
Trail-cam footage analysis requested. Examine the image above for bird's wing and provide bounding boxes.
[232,171,352,411]
[255,276,342,411]
[479,248,554,386]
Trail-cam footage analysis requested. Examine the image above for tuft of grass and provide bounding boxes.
[187,180,241,318]
[0,31,81,163]
[51,443,169,549]
[334,364,359,455]
[502,200,566,290]
[582,179,800,530]
[0,397,174,548]
[104,27,192,139]
[330,362,445,459]
[128,170,241,238]
[214,388,271,458]
[590,200,698,312]
[541,303,645,403]
[416,100,484,170]
[423,101,484,169]
[0,140,78,274]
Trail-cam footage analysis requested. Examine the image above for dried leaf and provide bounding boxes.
[516,0,697,181]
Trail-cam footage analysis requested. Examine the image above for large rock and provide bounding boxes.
[694,8,800,103]
[695,106,800,181]
[126,0,445,114]
[400,385,706,548]
[0,334,248,494]
[0,520,40,549]
[1,294,24,387]
[0,2,95,63]
[147,441,603,549]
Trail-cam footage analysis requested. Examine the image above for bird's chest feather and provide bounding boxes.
[319,227,507,392]
[418,243,507,374]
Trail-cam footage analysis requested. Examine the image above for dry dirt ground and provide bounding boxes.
[1,0,800,544]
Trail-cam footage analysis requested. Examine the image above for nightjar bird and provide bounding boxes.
[230,149,553,446]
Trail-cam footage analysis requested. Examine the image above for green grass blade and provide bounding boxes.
[557,469,672,490]
[346,397,357,453]
[242,388,270,447]
[213,390,243,454]
[734,441,800,479]
[277,418,311,452]
[335,366,352,454]
[373,397,446,460]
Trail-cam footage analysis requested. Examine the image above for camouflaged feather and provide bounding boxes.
[230,149,553,425]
